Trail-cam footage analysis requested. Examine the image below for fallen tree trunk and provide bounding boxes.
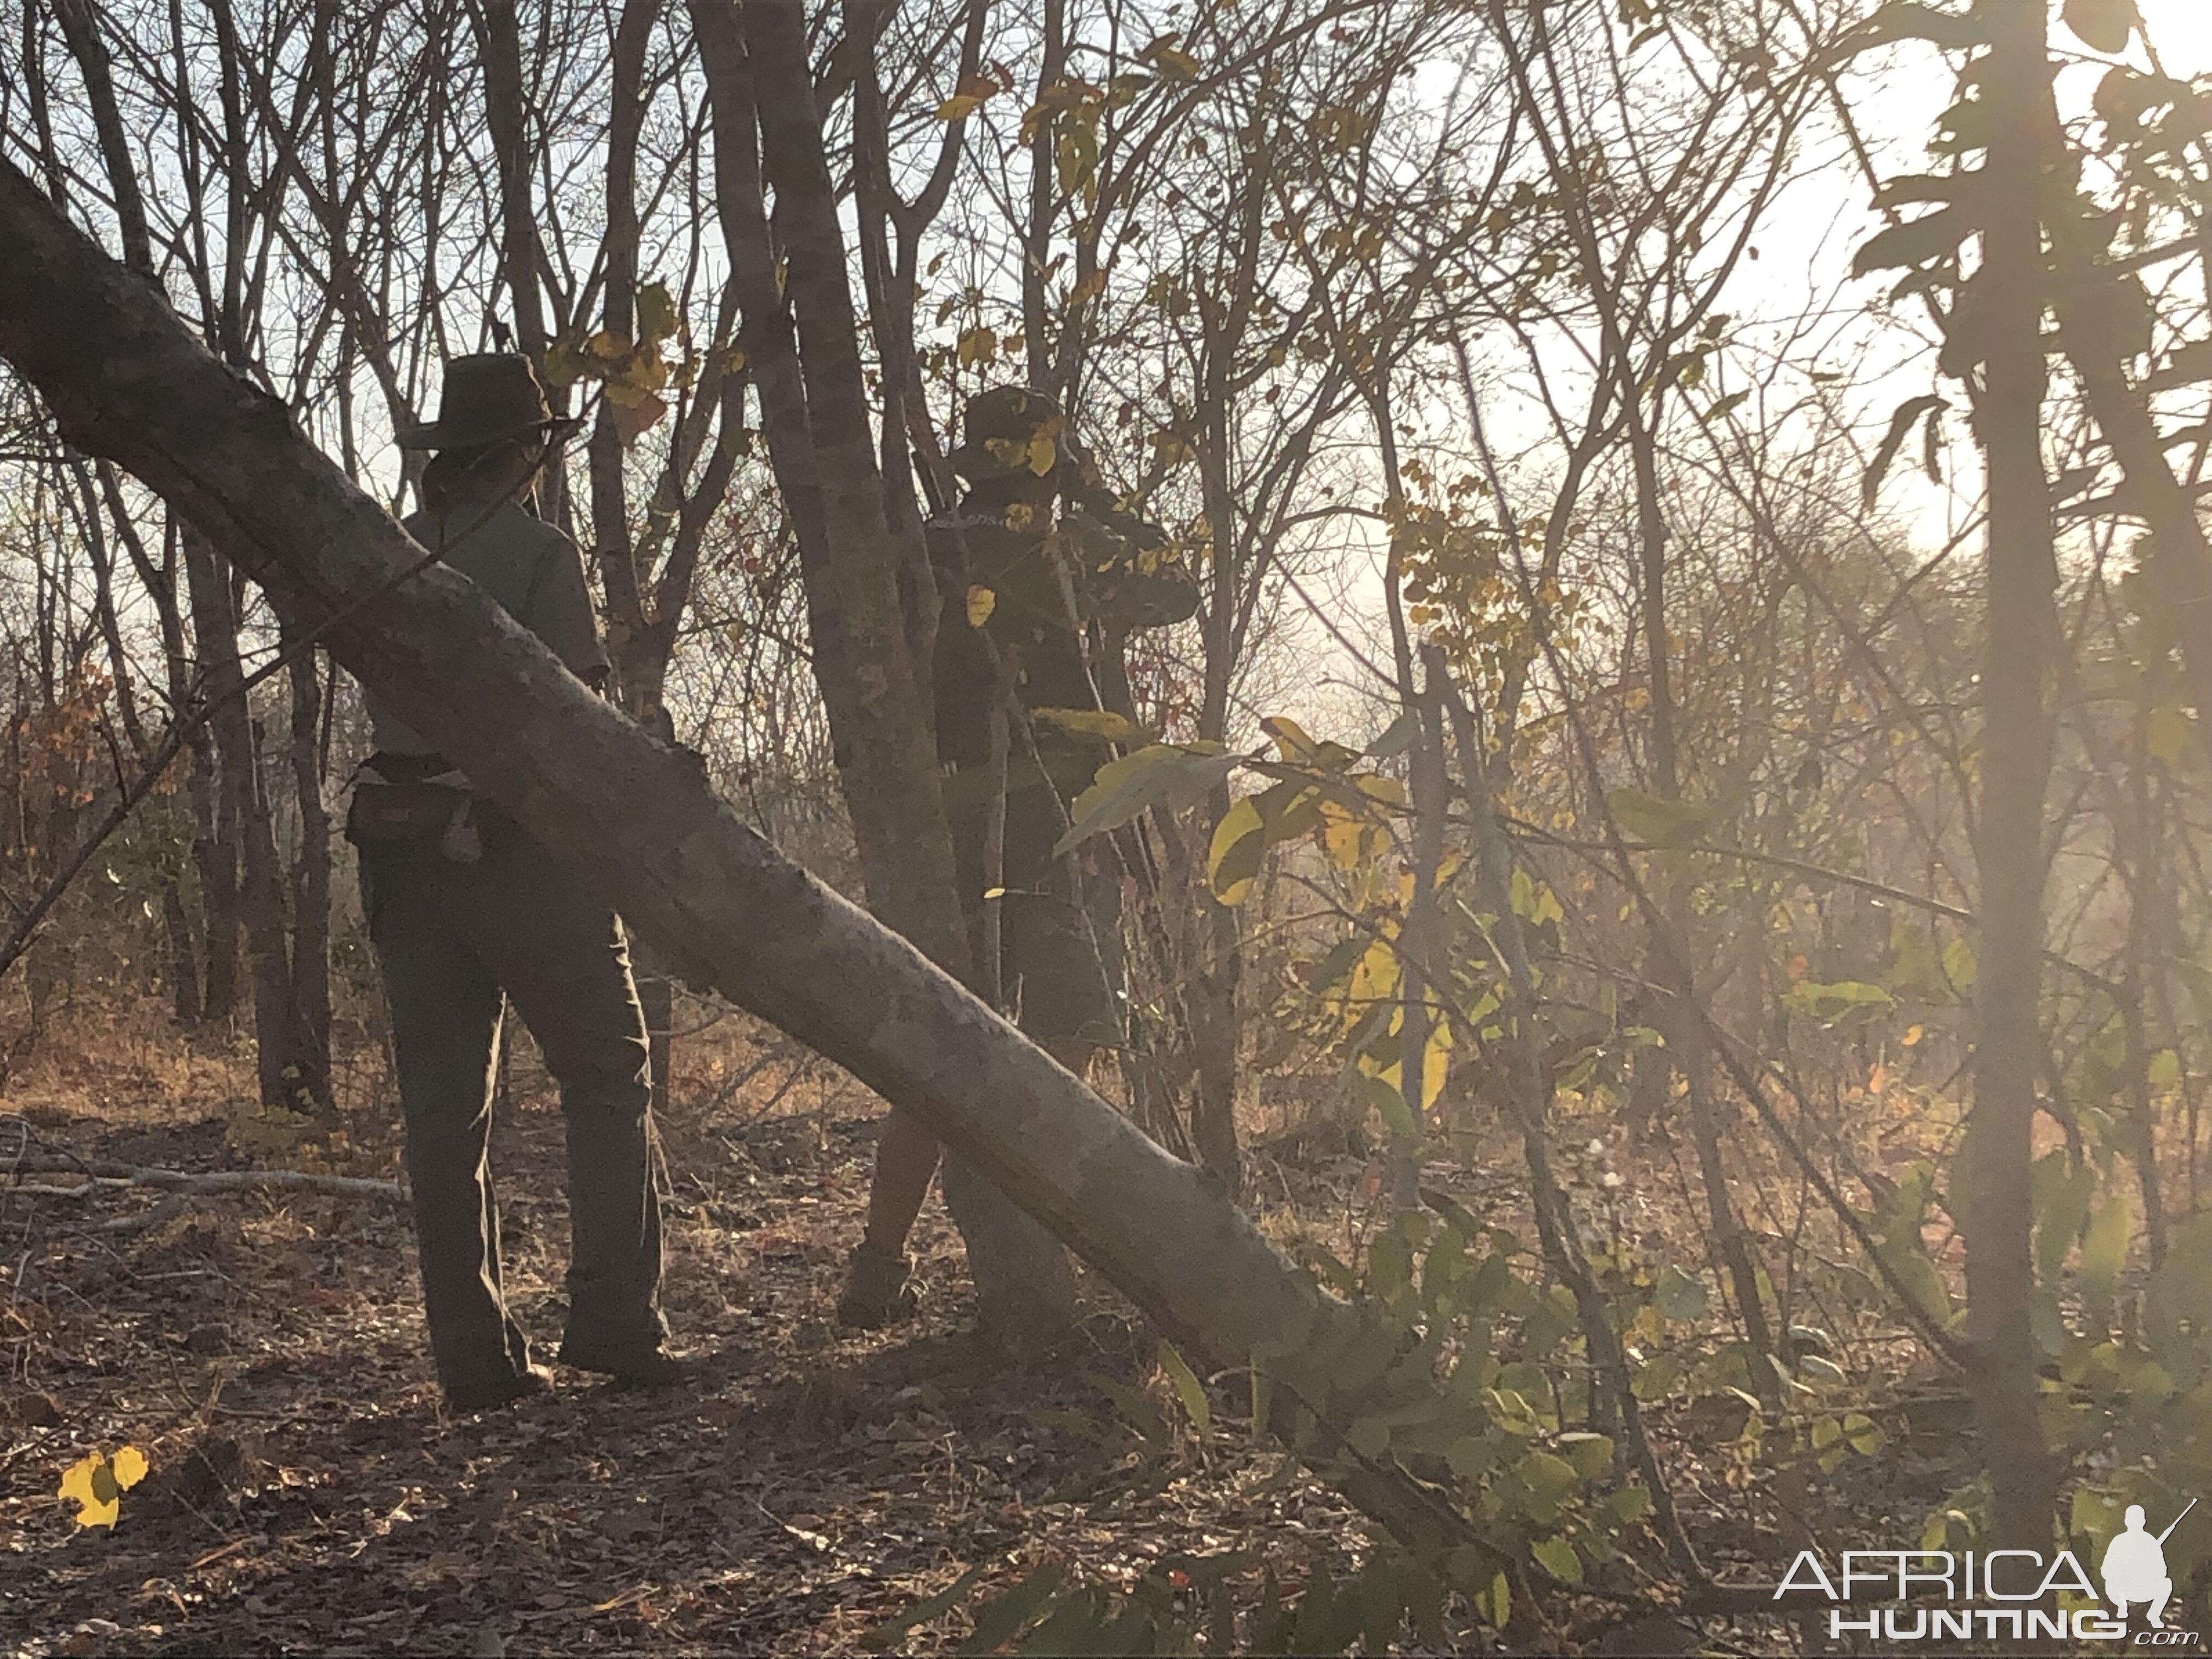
[0,156,1339,1378]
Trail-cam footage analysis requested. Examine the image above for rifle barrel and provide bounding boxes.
[2158,1498,2198,1545]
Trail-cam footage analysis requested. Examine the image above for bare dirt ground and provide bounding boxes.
[0,1003,1971,1656]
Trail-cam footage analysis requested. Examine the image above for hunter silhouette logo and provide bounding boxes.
[1776,1497,2209,1645]
[2104,1500,2193,1630]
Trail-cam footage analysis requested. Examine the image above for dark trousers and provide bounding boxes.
[362,825,664,1398]
[946,776,1122,1048]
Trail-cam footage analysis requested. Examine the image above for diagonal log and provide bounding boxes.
[0,155,1340,1378]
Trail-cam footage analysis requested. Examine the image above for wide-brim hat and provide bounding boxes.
[396,353,581,450]
[947,385,1093,482]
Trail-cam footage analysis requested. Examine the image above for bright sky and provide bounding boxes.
[2140,0,2212,74]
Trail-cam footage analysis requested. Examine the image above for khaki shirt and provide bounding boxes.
[367,496,609,755]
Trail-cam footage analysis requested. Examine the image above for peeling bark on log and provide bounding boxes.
[0,155,1341,1378]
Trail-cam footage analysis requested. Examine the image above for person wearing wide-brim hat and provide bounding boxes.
[837,385,1197,1332]
[348,352,680,1411]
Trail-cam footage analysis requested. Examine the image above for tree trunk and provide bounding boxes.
[187,729,239,1023]
[693,0,1075,1344]
[0,149,1325,1379]
[1392,670,1446,1211]
[1622,394,1778,1402]
[182,524,313,1112]
[161,883,202,1026]
[1961,0,2063,1550]
[469,0,572,529]
[286,636,333,1113]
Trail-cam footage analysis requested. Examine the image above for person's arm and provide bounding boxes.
[529,532,614,689]
[1065,498,1198,633]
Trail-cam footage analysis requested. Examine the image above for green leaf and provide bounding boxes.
[1158,1341,1210,1436]
[862,1565,987,1650]
[2073,1486,2122,1551]
[636,280,680,344]
[1346,1414,1391,1458]
[1798,1353,1848,1385]
[1446,1435,1495,1481]
[1517,1449,1579,1502]
[1366,711,1420,759]
[1474,1570,1510,1630]
[1531,1536,1582,1584]
[1350,1069,1417,1141]
[1358,1559,1408,1654]
[1630,1349,1684,1401]
[1206,795,1268,905]
[1487,1387,1544,1437]
[1863,394,1947,510]
[1654,1265,1710,1323]
[1560,1431,1613,1479]
[2032,1150,2094,1283]
[1607,786,1714,849]
[1019,1588,1114,1657]
[1881,1240,1954,1324]
[2081,1193,2132,1314]
[1054,743,1235,855]
[1851,208,1972,279]
[957,1564,1065,1657]
[1782,979,1895,1019]
[1029,706,1149,744]
[1606,1485,1653,1523]
[2029,1289,2073,1356]
[1842,1412,1885,1455]
[1943,935,1977,992]
[2063,0,2138,53]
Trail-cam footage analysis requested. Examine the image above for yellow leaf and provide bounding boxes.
[1031,707,1148,743]
[956,325,998,367]
[606,387,668,447]
[1420,1014,1453,1111]
[541,339,586,386]
[1207,796,1264,906]
[935,93,983,120]
[636,280,679,344]
[1902,1023,1925,1047]
[1262,715,1321,761]
[966,585,996,627]
[59,1452,120,1530]
[1318,798,1381,870]
[1343,936,1401,1025]
[1026,432,1058,476]
[585,329,629,362]
[1142,38,1203,78]
[721,346,748,375]
[1002,501,1035,531]
[111,1446,148,1490]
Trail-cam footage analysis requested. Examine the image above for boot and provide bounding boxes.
[836,1239,920,1329]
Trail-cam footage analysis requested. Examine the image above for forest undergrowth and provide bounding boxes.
[1,996,1978,1657]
